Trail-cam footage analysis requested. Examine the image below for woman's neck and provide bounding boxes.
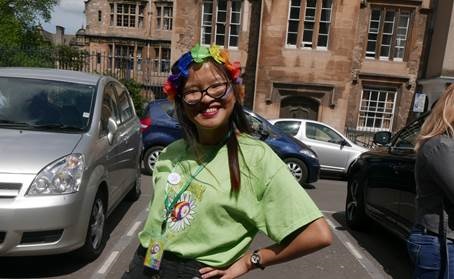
[197,125,230,145]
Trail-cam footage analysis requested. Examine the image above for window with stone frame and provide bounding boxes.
[109,3,145,28]
[109,45,135,70]
[286,0,333,49]
[156,2,173,30]
[201,0,242,48]
[152,47,171,73]
[357,86,397,131]
[365,6,412,61]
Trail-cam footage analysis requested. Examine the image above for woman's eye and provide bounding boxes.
[184,90,200,95]
[210,83,224,89]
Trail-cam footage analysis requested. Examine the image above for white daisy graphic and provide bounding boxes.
[167,192,197,232]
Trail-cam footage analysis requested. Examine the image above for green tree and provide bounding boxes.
[121,79,145,116]
[0,0,57,67]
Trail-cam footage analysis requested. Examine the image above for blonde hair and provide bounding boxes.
[415,84,454,152]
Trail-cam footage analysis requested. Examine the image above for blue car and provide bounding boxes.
[140,99,320,185]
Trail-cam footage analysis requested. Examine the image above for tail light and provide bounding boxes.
[140,115,152,133]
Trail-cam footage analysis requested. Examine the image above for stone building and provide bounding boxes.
[40,26,77,46]
[82,0,432,134]
[82,0,174,97]
[419,0,454,108]
[171,0,431,134]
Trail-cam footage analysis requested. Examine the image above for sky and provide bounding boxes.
[41,0,85,35]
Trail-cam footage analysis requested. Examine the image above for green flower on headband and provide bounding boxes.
[190,43,210,63]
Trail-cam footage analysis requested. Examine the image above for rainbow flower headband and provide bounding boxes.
[163,44,241,100]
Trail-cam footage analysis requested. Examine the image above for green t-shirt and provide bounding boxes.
[138,134,322,267]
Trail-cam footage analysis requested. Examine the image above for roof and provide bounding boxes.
[0,68,103,85]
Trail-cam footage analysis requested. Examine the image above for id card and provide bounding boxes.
[144,239,165,270]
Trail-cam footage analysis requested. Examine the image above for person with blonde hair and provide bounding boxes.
[407,84,454,279]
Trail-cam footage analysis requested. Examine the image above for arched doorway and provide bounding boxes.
[280,96,319,120]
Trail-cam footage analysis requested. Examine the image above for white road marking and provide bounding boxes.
[127,221,142,236]
[323,213,385,279]
[321,210,336,214]
[97,251,119,274]
[345,241,364,260]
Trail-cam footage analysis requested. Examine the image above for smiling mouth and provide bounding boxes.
[201,107,220,117]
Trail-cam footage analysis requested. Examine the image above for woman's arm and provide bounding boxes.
[199,217,332,279]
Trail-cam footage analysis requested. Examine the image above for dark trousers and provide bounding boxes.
[122,246,206,279]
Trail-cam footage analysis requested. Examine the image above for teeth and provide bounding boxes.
[204,108,218,113]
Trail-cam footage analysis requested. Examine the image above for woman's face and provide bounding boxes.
[182,62,236,137]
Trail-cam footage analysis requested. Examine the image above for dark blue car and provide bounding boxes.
[140,99,320,185]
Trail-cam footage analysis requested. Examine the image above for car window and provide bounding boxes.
[244,113,265,138]
[306,122,344,144]
[393,121,421,149]
[117,89,134,123]
[273,121,300,136]
[160,101,177,119]
[100,85,120,137]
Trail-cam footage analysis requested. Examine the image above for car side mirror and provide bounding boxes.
[340,139,348,149]
[373,131,392,146]
[258,125,270,140]
[107,117,118,144]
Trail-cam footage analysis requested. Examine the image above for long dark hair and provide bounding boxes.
[172,58,251,191]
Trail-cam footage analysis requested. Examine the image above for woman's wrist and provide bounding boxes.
[244,251,254,271]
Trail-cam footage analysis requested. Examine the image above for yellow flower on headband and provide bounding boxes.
[209,45,225,64]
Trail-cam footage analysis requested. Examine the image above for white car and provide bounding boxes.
[269,118,368,175]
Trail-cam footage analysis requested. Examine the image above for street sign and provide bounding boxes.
[413,92,426,113]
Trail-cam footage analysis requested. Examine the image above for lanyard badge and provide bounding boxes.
[144,238,165,270]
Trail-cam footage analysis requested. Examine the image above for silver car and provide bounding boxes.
[269,118,368,175]
[0,68,142,260]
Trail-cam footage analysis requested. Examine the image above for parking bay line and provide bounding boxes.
[322,212,385,279]
[97,251,119,274]
[127,221,142,236]
[91,209,148,279]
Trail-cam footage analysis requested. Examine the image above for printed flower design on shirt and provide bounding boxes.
[167,192,196,232]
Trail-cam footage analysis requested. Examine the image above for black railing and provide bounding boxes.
[345,127,383,149]
[1,47,168,101]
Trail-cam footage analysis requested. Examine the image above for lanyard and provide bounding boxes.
[161,131,232,234]
[163,162,206,219]
[161,150,214,234]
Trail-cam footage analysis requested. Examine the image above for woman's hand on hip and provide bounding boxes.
[199,253,252,279]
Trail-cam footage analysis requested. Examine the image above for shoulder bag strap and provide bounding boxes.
[439,198,448,279]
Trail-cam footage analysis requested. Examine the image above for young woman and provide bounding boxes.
[407,84,454,279]
[123,44,332,279]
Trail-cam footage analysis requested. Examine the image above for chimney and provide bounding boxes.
[56,26,65,45]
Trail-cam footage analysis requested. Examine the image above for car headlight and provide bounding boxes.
[299,149,318,159]
[27,154,85,196]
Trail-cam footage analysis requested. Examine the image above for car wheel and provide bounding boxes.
[126,166,141,201]
[143,146,164,175]
[284,158,308,185]
[345,174,369,230]
[76,191,107,261]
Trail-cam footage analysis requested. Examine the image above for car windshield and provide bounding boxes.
[0,77,95,132]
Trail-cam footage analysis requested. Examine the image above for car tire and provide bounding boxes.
[76,190,107,262]
[345,174,370,230]
[143,146,164,175]
[126,166,141,201]
[284,158,308,185]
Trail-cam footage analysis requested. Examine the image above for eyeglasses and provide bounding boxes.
[182,82,231,105]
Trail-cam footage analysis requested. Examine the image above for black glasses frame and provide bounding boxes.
[182,82,231,105]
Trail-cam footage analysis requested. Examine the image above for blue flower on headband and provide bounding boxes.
[177,52,193,77]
